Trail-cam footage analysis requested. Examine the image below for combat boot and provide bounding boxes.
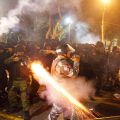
[23,111,30,120]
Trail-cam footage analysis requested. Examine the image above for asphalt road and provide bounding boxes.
[0,91,120,120]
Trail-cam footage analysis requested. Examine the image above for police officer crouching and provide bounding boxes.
[4,46,31,120]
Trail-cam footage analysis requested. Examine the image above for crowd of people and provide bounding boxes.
[0,40,120,120]
[77,42,120,92]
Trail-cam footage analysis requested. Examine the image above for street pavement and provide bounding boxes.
[0,91,120,120]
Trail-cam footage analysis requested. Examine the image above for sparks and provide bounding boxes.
[31,62,95,118]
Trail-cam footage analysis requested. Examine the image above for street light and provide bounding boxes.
[101,0,111,4]
[63,16,74,43]
[101,0,111,43]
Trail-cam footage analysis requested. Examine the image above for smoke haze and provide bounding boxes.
[39,77,96,106]
[75,22,100,44]
[0,0,100,44]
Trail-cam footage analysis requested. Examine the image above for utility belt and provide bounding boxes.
[15,77,26,81]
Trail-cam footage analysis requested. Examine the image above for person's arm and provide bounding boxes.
[72,55,80,78]
[4,55,19,64]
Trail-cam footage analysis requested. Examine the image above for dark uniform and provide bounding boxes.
[0,50,8,93]
[108,47,120,88]
[5,50,31,120]
[0,48,9,107]
[48,45,80,120]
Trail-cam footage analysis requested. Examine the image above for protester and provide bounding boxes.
[48,44,80,120]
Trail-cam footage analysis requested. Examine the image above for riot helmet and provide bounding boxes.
[56,44,68,55]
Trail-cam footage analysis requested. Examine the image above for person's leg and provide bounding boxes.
[48,104,63,120]
[20,81,30,120]
[63,107,78,120]
[8,82,18,112]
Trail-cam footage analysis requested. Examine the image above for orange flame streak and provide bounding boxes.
[31,62,95,117]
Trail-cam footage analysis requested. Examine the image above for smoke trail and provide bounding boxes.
[31,62,96,119]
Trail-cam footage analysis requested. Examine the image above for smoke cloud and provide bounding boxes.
[0,0,52,36]
[39,77,95,106]
[75,22,100,44]
[0,0,81,36]
[0,0,100,44]
[0,0,30,35]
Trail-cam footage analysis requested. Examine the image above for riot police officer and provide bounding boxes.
[5,46,31,120]
[48,44,80,120]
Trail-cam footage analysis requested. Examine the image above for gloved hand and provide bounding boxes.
[12,57,20,62]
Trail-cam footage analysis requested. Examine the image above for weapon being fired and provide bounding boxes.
[31,62,96,119]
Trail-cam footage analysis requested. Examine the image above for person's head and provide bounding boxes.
[14,45,25,56]
[96,41,104,48]
[95,41,105,53]
[0,47,4,54]
[56,44,68,57]
[112,46,119,53]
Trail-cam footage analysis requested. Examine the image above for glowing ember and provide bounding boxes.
[31,62,95,118]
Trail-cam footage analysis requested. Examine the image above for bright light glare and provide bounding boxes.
[101,0,111,4]
[64,16,74,25]
[31,62,95,118]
